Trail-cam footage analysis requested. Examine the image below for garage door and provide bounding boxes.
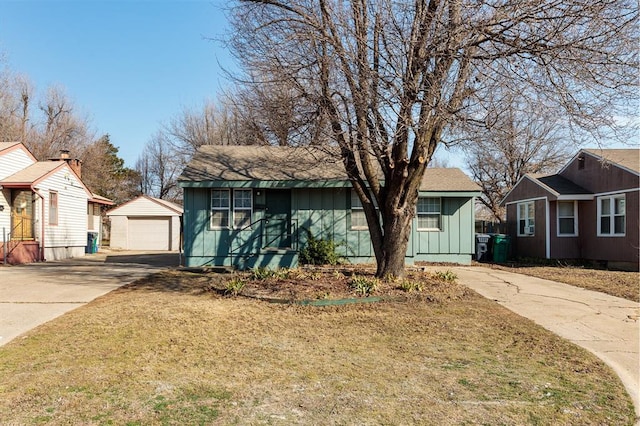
[128,217,171,250]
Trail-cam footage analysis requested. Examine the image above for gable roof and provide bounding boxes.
[0,141,37,162]
[421,168,482,192]
[560,148,640,176]
[0,141,21,153]
[179,145,346,182]
[535,174,592,196]
[500,173,594,206]
[0,161,66,187]
[0,161,93,198]
[179,145,480,192]
[107,194,183,216]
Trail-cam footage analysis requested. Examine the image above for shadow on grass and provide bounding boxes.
[105,253,183,267]
[118,270,227,296]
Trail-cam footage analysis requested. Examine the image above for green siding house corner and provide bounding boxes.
[178,145,481,269]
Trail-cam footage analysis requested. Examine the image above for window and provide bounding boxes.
[557,201,577,236]
[233,189,252,229]
[49,191,58,226]
[517,201,535,236]
[210,189,230,228]
[350,190,368,230]
[598,195,625,236]
[417,197,441,231]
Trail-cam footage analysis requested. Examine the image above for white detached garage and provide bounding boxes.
[107,195,183,251]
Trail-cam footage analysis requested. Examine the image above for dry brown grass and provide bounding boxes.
[0,269,635,425]
[490,264,639,302]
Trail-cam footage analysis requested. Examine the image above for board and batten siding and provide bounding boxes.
[413,196,475,264]
[183,186,476,267]
[40,167,90,260]
[0,146,36,234]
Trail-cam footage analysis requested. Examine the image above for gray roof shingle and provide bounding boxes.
[535,174,591,195]
[179,145,480,192]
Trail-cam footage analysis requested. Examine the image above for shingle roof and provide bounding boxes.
[179,145,346,182]
[421,168,482,192]
[0,161,63,186]
[0,142,21,153]
[179,145,480,192]
[583,149,640,174]
[534,174,591,195]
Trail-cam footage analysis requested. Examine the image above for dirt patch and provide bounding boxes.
[139,266,471,303]
[486,263,639,302]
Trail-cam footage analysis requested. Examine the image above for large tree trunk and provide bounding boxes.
[375,206,414,279]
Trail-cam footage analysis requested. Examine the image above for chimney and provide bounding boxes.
[52,149,82,178]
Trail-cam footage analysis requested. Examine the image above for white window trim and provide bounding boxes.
[210,189,230,229]
[517,201,535,237]
[417,197,442,231]
[350,190,370,230]
[233,189,253,230]
[49,190,58,226]
[556,200,578,237]
[597,194,626,237]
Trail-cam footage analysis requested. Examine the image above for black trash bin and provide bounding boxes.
[475,234,491,262]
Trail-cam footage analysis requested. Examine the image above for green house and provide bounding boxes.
[178,145,481,269]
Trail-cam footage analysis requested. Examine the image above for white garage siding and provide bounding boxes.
[107,195,183,251]
[128,217,171,250]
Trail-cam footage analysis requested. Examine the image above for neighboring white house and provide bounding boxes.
[107,195,183,251]
[0,142,113,264]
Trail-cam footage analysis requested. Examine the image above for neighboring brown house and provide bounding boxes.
[501,149,639,270]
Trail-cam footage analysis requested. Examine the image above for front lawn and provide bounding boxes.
[490,264,639,302]
[0,270,634,425]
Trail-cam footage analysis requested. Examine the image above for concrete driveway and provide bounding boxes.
[0,251,180,347]
[443,265,640,420]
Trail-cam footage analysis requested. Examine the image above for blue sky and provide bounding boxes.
[0,0,236,167]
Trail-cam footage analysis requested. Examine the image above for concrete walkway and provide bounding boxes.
[445,265,640,419]
[0,251,179,347]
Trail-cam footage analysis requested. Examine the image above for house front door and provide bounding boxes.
[11,190,35,240]
[264,189,291,249]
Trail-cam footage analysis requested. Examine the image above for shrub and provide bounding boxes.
[349,275,379,296]
[299,229,343,265]
[399,279,424,293]
[250,267,290,280]
[433,270,457,282]
[225,277,246,296]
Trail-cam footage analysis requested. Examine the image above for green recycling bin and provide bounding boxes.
[492,234,510,263]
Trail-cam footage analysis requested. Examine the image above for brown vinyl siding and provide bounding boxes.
[503,177,555,203]
[548,200,580,259]
[561,153,640,194]
[578,191,639,264]
[506,199,547,259]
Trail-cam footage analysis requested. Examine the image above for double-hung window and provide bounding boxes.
[211,189,253,229]
[211,189,230,228]
[517,201,535,236]
[233,189,252,229]
[417,197,441,231]
[598,195,625,236]
[350,190,368,230]
[557,201,577,236]
[49,191,58,226]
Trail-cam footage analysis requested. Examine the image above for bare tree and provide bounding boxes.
[459,85,572,222]
[135,132,185,202]
[230,0,638,278]
[31,85,93,160]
